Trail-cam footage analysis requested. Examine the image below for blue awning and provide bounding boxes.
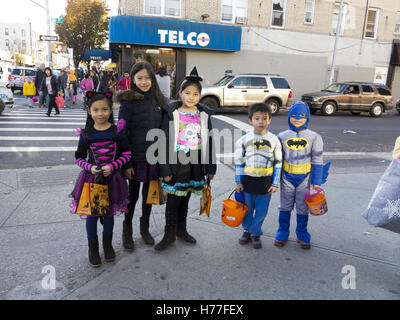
[83,49,111,61]
[109,16,242,52]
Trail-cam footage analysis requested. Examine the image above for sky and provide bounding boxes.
[0,0,119,34]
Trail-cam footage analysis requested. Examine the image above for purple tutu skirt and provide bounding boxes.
[69,170,130,218]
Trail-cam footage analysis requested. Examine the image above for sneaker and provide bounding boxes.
[251,235,262,249]
[238,231,251,245]
[274,238,288,247]
[296,238,311,249]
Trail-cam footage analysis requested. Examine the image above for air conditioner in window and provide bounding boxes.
[235,16,247,24]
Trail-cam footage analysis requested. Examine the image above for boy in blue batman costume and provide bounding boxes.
[274,101,330,249]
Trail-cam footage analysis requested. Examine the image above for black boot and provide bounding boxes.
[122,221,134,251]
[154,226,176,251]
[88,237,102,268]
[140,216,155,246]
[103,233,116,262]
[177,220,196,244]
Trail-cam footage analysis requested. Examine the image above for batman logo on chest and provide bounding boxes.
[245,139,272,151]
[286,138,309,151]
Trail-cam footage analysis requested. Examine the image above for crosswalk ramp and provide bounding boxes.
[0,108,119,153]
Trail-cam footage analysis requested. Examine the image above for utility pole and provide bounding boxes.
[329,0,345,85]
[29,0,52,67]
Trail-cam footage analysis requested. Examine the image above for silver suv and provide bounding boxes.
[8,67,37,93]
[200,73,293,114]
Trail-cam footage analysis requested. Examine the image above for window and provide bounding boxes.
[5,39,9,47]
[304,0,315,24]
[21,29,25,37]
[144,0,180,17]
[376,87,391,95]
[271,0,286,28]
[250,77,268,88]
[5,28,9,36]
[395,12,400,34]
[230,77,250,88]
[331,4,347,36]
[22,40,26,48]
[271,77,290,89]
[365,8,380,39]
[221,0,248,23]
[362,85,374,93]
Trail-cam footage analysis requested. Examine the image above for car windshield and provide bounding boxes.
[213,76,234,86]
[322,83,346,93]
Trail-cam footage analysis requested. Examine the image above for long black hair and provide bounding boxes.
[84,92,114,132]
[130,61,166,107]
[44,67,53,76]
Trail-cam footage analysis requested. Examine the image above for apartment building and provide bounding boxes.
[113,0,400,99]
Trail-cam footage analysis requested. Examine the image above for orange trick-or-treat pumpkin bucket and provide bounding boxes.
[221,191,248,227]
[304,187,328,216]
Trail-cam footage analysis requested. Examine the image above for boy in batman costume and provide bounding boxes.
[274,101,330,249]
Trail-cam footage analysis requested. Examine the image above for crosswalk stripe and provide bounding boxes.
[0,146,76,152]
[0,128,76,132]
[0,116,118,120]
[0,121,85,125]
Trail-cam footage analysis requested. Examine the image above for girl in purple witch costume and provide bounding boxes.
[70,91,131,268]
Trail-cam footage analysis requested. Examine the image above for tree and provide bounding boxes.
[55,0,108,69]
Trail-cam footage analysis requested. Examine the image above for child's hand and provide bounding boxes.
[90,166,102,175]
[102,165,112,177]
[236,183,244,193]
[268,186,279,194]
[164,176,172,182]
[123,168,134,180]
[207,174,214,180]
[311,185,320,190]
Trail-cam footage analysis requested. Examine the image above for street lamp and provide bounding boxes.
[329,0,345,85]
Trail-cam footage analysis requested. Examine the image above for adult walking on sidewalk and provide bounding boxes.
[39,67,61,117]
[35,64,46,108]
[117,62,166,250]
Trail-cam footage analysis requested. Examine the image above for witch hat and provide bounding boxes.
[184,66,203,81]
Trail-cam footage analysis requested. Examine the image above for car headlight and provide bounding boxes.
[313,97,320,102]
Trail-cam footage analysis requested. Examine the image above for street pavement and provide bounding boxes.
[1,94,400,302]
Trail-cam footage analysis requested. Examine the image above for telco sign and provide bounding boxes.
[109,16,241,51]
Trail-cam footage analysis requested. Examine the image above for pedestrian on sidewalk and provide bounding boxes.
[116,71,131,92]
[68,70,78,104]
[80,73,94,110]
[274,101,330,249]
[156,67,217,251]
[69,91,131,268]
[234,103,282,249]
[117,61,166,250]
[39,67,61,117]
[23,77,36,108]
[34,64,46,108]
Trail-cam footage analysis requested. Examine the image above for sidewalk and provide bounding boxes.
[1,158,400,300]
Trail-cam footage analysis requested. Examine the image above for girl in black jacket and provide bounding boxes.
[155,67,217,251]
[39,67,60,116]
[117,61,166,250]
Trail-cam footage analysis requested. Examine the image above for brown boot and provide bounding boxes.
[122,221,134,251]
[177,221,196,244]
[154,226,176,251]
[88,237,102,268]
[140,217,155,245]
[102,233,116,262]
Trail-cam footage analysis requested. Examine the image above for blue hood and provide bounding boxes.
[288,101,310,132]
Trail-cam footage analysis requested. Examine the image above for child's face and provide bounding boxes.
[88,99,112,126]
[45,69,51,76]
[249,111,271,135]
[179,84,200,108]
[290,117,307,128]
[133,68,152,92]
[124,73,129,78]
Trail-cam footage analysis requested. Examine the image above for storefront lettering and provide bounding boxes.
[157,29,210,47]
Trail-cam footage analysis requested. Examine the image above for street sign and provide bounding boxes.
[40,35,58,41]
[51,18,63,23]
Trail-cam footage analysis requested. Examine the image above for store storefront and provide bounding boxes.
[109,15,241,98]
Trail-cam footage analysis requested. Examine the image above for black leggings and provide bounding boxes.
[47,94,59,115]
[124,180,152,224]
[165,193,192,227]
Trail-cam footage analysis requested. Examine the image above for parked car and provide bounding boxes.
[200,73,293,114]
[302,82,394,117]
[0,81,14,113]
[0,97,5,115]
[8,66,37,93]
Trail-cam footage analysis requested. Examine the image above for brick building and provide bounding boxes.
[113,0,400,99]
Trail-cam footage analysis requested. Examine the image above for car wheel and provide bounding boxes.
[351,111,362,115]
[266,98,280,115]
[201,97,219,111]
[321,101,336,116]
[369,103,383,117]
